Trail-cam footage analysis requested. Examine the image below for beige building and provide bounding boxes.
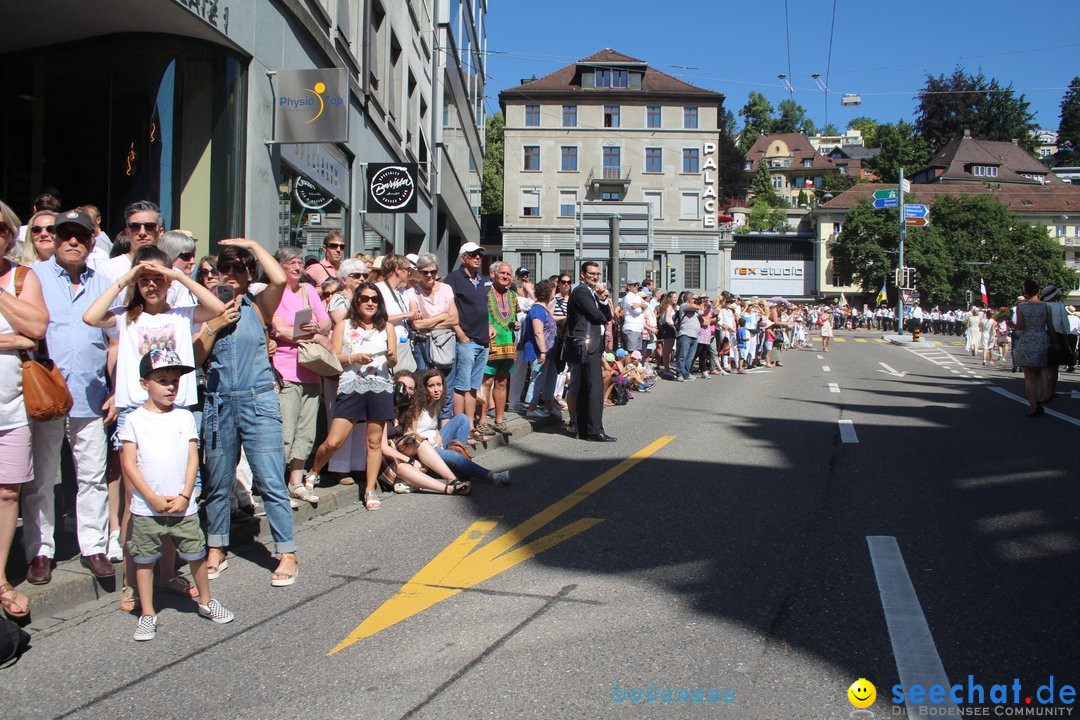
[498,49,732,291]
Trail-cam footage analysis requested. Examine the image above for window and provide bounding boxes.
[682,148,700,174]
[601,191,621,201]
[520,252,537,278]
[594,68,628,88]
[744,161,752,171]
[683,106,698,129]
[680,192,700,220]
[603,147,621,177]
[561,146,578,172]
[469,188,481,217]
[524,146,540,171]
[559,253,575,276]
[604,105,620,128]
[972,165,999,177]
[525,104,540,126]
[645,147,662,173]
[562,105,577,127]
[644,190,663,219]
[612,68,628,87]
[521,188,540,216]
[559,190,578,217]
[647,106,661,128]
[772,175,784,189]
[684,255,702,289]
[1057,225,1067,237]
[595,68,610,87]
[803,158,813,168]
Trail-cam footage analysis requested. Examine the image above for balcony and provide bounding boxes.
[1060,236,1080,247]
[588,165,632,192]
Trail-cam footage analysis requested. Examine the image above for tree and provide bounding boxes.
[847,116,880,147]
[717,132,749,202]
[813,171,857,202]
[737,199,789,233]
[773,98,813,135]
[1055,76,1080,166]
[747,162,783,207]
[821,123,841,136]
[915,67,1037,153]
[864,120,931,183]
[480,112,504,215]
[738,91,774,153]
[720,108,738,138]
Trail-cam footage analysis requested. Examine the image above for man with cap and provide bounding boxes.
[1041,284,1069,401]
[24,209,118,582]
[514,266,535,301]
[619,280,648,354]
[444,242,491,435]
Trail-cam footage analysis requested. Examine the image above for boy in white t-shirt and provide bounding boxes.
[118,349,235,641]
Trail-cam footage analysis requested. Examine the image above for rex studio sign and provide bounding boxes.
[274,69,348,143]
[366,163,418,213]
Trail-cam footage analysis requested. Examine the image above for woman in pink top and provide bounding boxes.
[404,252,458,371]
[270,246,332,504]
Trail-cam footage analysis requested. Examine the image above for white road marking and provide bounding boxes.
[822,365,831,373]
[867,536,960,718]
[876,362,908,378]
[987,387,1080,426]
[828,383,840,393]
[817,354,824,359]
[838,419,858,443]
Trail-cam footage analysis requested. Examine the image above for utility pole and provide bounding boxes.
[896,168,905,335]
[609,215,621,291]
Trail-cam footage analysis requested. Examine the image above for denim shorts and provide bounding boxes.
[454,341,489,392]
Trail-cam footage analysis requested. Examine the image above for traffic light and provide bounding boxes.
[668,266,677,286]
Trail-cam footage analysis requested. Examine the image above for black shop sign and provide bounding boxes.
[366,163,418,213]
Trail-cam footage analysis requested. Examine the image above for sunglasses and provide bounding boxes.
[358,294,380,303]
[126,221,160,233]
[464,251,483,258]
[418,269,438,276]
[57,229,93,244]
[198,267,220,277]
[559,279,571,284]
[218,261,249,275]
[177,251,195,261]
[325,243,345,250]
[348,272,368,279]
[31,225,56,235]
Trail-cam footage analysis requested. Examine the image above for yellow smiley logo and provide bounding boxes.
[847,678,876,708]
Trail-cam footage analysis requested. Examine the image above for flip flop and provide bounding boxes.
[0,582,29,618]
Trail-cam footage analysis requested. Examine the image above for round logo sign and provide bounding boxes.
[369,165,416,211]
[294,177,333,210]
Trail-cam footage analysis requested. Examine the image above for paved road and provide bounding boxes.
[2,335,1077,719]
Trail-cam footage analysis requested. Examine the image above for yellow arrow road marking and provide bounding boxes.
[328,436,675,655]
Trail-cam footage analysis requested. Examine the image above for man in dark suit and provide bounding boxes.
[567,261,615,441]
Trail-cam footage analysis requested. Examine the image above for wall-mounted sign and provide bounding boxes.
[702,142,718,229]
[366,163,418,213]
[274,69,348,143]
[294,177,333,210]
[729,260,811,295]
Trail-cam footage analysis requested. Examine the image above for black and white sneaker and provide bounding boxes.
[133,614,158,641]
[198,598,235,624]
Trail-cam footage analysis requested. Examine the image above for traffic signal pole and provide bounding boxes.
[897,167,905,335]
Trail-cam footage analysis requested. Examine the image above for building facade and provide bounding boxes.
[498,49,733,292]
[0,0,484,262]
[744,133,843,208]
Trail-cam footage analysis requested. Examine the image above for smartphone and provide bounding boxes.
[213,284,235,302]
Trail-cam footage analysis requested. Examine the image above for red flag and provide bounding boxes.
[980,278,989,306]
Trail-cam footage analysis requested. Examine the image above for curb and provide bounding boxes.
[14,410,559,625]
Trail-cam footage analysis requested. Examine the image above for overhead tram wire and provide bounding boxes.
[824,0,837,129]
[784,0,794,99]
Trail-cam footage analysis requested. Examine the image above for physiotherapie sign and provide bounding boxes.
[274,69,348,143]
[366,163,419,213]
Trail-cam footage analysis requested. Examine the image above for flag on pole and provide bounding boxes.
[980,278,989,306]
[876,282,888,306]
[838,292,848,307]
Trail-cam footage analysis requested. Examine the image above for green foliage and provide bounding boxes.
[739,200,789,233]
[1055,76,1080,166]
[797,190,809,208]
[738,91,774,153]
[720,108,738,138]
[814,172,857,201]
[832,193,1076,304]
[480,112,504,215]
[821,123,841,137]
[748,162,783,207]
[774,99,812,135]
[864,120,931,183]
[717,133,749,202]
[847,116,880,147]
[915,67,1037,153]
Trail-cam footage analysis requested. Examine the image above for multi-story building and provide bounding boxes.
[909,130,1060,186]
[0,0,484,262]
[744,133,843,207]
[499,49,732,292]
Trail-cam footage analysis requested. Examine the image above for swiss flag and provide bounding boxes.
[980,278,989,306]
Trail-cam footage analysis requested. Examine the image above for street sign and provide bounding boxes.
[903,204,928,218]
[873,189,898,200]
[901,178,911,193]
[905,217,929,227]
[873,197,899,209]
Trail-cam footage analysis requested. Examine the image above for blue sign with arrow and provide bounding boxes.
[872,198,899,209]
[904,203,929,218]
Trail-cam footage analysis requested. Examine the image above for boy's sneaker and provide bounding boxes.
[133,614,158,641]
[198,599,235,625]
[491,471,511,486]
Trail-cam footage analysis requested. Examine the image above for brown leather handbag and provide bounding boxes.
[13,267,73,422]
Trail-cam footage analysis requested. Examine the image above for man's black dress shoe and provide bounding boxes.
[584,433,617,442]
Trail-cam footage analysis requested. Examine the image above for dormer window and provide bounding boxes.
[594,68,628,88]
[803,158,813,168]
[971,165,998,177]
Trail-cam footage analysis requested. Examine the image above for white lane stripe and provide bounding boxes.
[987,387,1080,426]
[822,365,831,373]
[838,419,858,443]
[867,536,960,717]
[817,354,824,359]
[828,383,840,393]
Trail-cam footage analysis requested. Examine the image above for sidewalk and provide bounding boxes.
[13,410,561,625]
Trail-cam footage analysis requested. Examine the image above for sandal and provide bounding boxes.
[443,479,472,496]
[492,421,512,435]
[0,582,29,618]
[206,549,228,580]
[364,491,382,511]
[119,585,138,613]
[302,473,319,492]
[159,575,198,599]
[270,554,299,587]
[288,483,319,504]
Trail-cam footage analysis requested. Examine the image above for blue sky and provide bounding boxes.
[484,1,1079,133]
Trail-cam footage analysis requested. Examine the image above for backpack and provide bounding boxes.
[611,384,630,406]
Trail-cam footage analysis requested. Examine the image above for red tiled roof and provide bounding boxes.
[918,133,1061,185]
[578,48,646,64]
[818,182,1080,213]
[744,133,839,172]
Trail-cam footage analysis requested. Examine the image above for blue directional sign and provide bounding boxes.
[872,198,898,209]
[904,204,929,218]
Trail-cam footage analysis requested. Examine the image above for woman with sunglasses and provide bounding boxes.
[83,245,227,611]
[304,282,397,510]
[18,210,58,264]
[320,258,370,485]
[190,239,301,586]
[405,252,458,372]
